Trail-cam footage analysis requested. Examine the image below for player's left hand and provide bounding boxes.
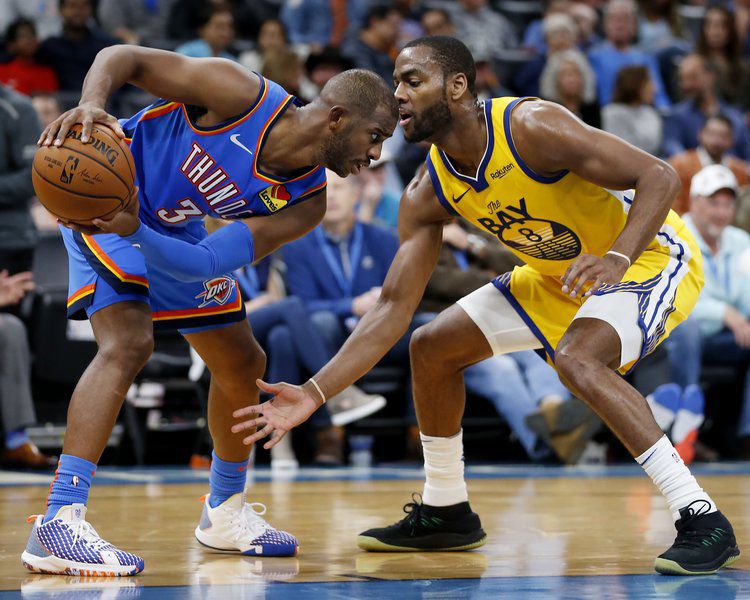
[58,187,141,237]
[561,252,629,298]
[231,379,321,449]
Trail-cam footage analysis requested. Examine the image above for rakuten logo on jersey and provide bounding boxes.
[195,276,235,307]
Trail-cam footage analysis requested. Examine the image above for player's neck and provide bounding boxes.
[432,104,488,175]
[259,105,319,174]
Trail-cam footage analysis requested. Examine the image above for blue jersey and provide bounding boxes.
[120,75,327,237]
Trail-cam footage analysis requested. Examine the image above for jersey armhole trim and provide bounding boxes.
[503,97,569,185]
[181,73,268,136]
[425,154,460,217]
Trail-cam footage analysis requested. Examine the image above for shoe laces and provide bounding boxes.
[397,493,426,529]
[674,499,724,549]
[70,519,112,553]
[230,502,270,540]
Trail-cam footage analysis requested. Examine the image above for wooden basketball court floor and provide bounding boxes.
[0,463,749,599]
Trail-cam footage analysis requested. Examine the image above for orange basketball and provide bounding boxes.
[31,123,135,225]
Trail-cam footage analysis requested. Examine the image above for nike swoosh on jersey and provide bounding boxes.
[452,188,470,203]
[230,133,254,155]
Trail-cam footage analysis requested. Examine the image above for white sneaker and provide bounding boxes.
[22,505,144,577]
[326,386,386,426]
[195,493,298,557]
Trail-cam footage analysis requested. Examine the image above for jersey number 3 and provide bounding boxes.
[156,198,205,224]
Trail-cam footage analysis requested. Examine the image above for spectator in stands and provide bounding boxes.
[356,151,400,230]
[98,0,176,46]
[0,0,59,41]
[636,0,684,55]
[667,165,750,454]
[669,115,750,215]
[0,19,57,96]
[514,12,579,98]
[301,45,354,100]
[450,0,517,61]
[0,84,40,281]
[474,60,510,101]
[280,0,331,49]
[342,5,401,84]
[696,5,750,110]
[421,7,454,38]
[36,0,116,92]
[239,19,289,75]
[522,0,573,55]
[175,6,237,61]
[663,54,750,161]
[262,48,304,100]
[31,95,61,129]
[540,48,600,127]
[587,0,670,108]
[0,269,57,469]
[602,65,662,156]
[569,2,600,51]
[235,257,386,467]
[283,171,429,420]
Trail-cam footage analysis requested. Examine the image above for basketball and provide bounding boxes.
[31,123,135,225]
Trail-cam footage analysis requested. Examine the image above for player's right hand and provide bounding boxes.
[39,101,125,147]
[232,379,321,449]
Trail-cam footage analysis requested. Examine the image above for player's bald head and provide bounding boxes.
[319,69,398,121]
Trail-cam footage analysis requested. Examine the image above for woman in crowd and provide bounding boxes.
[540,48,600,127]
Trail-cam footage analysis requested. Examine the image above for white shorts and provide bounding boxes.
[456,283,643,369]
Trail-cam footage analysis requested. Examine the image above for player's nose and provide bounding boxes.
[367,143,383,162]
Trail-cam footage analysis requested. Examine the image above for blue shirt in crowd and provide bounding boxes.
[682,213,750,337]
[587,41,671,109]
[662,99,750,161]
[283,221,399,318]
[174,39,237,61]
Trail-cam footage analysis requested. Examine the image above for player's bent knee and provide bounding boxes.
[409,322,450,367]
[98,329,154,372]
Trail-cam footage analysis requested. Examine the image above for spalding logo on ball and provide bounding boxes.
[32,124,135,225]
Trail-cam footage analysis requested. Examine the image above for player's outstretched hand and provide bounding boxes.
[231,379,321,449]
[561,252,630,299]
[39,101,125,148]
[58,188,141,237]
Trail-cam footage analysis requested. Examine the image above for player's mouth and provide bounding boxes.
[351,159,369,175]
[399,109,413,127]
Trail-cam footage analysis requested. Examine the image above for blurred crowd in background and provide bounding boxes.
[3,0,750,472]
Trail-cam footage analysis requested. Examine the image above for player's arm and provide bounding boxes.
[513,100,681,298]
[68,189,326,282]
[40,45,260,146]
[231,169,450,448]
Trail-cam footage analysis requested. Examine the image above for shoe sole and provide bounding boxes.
[330,396,386,427]
[526,400,594,445]
[195,527,299,557]
[21,551,143,577]
[356,534,487,552]
[654,548,741,575]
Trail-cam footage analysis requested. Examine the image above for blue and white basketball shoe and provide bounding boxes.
[195,493,298,556]
[21,504,144,576]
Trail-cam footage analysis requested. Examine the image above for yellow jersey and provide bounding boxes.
[425,96,688,277]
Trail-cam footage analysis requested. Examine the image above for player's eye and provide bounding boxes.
[409,80,420,88]
[370,133,379,143]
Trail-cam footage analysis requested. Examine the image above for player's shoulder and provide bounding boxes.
[510,98,575,133]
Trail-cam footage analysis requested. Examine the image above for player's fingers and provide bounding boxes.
[584,276,604,297]
[256,378,284,395]
[561,258,590,292]
[242,424,274,446]
[105,115,125,138]
[80,115,93,143]
[42,119,63,146]
[231,416,265,434]
[233,404,264,419]
[54,115,77,147]
[570,267,599,298]
[263,429,288,450]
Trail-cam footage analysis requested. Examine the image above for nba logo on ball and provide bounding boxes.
[195,276,234,307]
[60,156,79,184]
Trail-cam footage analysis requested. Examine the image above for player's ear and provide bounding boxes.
[447,73,468,102]
[327,105,347,131]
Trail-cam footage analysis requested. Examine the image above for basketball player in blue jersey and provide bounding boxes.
[23,45,397,576]
[233,37,740,576]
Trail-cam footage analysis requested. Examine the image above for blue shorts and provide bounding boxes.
[61,225,246,333]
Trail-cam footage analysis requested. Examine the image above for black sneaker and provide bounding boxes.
[655,500,740,575]
[357,494,487,552]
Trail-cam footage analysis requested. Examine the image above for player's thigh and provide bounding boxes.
[183,319,265,379]
[455,282,542,358]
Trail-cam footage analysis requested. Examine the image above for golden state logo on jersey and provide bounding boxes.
[195,276,235,307]
[259,184,291,213]
[477,197,581,261]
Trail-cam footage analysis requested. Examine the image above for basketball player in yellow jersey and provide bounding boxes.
[233,37,740,575]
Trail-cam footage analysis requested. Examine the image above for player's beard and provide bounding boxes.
[405,87,452,143]
[321,123,356,177]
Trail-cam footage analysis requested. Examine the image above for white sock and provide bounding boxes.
[636,435,716,521]
[421,430,468,507]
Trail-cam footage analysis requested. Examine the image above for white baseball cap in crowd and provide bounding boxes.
[689,164,739,198]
